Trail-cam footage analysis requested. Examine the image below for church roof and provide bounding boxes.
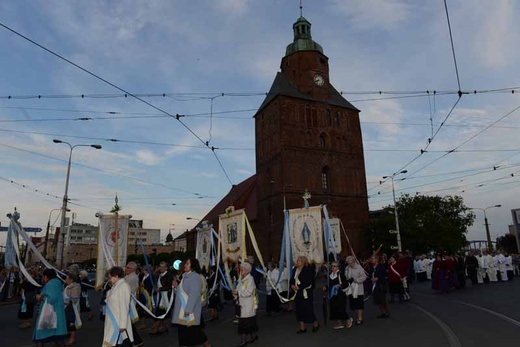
[255,72,360,116]
[189,175,258,231]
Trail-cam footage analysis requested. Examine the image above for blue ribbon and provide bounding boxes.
[329,284,340,299]
[323,205,338,262]
[105,304,122,345]
[139,240,157,307]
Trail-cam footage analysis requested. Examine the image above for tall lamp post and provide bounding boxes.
[382,170,408,252]
[470,204,501,251]
[54,139,102,268]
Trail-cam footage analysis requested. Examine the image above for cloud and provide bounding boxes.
[328,0,413,31]
[213,0,250,16]
[135,149,162,165]
[473,0,518,69]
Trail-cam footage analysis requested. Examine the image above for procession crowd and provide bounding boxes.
[1,249,519,347]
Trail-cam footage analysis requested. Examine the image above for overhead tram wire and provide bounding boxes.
[0,105,258,119]
[368,2,465,194]
[1,88,520,101]
[0,22,234,186]
[370,160,520,203]
[395,101,520,185]
[0,142,207,197]
[0,175,62,200]
[444,0,462,93]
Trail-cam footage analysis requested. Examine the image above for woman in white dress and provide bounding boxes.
[233,262,259,347]
[102,267,134,347]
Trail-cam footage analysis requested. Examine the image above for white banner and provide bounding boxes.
[196,226,212,271]
[289,206,324,264]
[96,214,129,289]
[327,218,342,253]
[219,210,245,263]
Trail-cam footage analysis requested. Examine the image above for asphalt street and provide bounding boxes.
[3,278,520,347]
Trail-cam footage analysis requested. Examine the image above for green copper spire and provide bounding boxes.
[285,16,323,56]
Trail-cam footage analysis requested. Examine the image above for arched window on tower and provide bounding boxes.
[319,133,327,148]
[321,166,330,191]
[326,109,332,126]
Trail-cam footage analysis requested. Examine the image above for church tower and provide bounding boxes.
[254,14,369,259]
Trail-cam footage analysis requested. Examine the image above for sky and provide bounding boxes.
[1,0,520,247]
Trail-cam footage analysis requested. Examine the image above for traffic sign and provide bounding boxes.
[0,227,42,232]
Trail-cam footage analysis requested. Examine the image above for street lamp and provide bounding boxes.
[54,139,102,268]
[186,217,201,221]
[382,170,408,252]
[470,204,501,251]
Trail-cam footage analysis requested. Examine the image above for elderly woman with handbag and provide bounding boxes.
[172,258,212,347]
[63,273,82,346]
[33,269,68,347]
[103,267,134,347]
[233,262,259,347]
[323,261,353,330]
[344,255,367,325]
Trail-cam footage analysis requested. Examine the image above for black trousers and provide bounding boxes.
[132,323,142,344]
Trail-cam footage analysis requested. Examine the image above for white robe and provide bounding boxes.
[424,259,433,280]
[235,274,257,318]
[476,256,484,283]
[103,279,134,347]
[496,254,507,281]
[486,255,498,282]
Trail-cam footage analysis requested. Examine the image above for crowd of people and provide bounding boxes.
[1,248,519,347]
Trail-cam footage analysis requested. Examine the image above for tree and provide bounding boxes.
[496,234,518,253]
[365,194,475,254]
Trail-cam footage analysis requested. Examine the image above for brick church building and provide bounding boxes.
[186,15,369,260]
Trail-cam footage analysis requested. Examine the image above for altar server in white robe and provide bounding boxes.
[424,256,433,280]
[496,252,507,282]
[414,256,427,282]
[477,253,485,283]
[103,267,134,347]
[505,253,514,281]
[486,252,498,282]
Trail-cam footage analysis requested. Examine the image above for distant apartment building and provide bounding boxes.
[59,219,161,264]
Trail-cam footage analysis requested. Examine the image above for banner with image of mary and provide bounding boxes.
[218,209,244,263]
[288,206,324,264]
[196,225,212,271]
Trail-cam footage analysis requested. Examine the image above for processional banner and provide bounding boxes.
[196,226,212,271]
[288,206,324,264]
[4,218,17,267]
[218,209,245,263]
[327,218,342,253]
[96,214,129,289]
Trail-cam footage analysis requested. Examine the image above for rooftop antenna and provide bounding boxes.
[299,0,303,16]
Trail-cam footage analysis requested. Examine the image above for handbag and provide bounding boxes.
[37,300,57,330]
[116,330,132,347]
[65,303,76,324]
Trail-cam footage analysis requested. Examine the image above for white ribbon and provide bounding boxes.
[131,290,175,320]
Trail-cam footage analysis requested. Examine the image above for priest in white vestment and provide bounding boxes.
[103,267,134,347]
[477,253,485,283]
[486,252,498,282]
[496,252,507,282]
[424,256,433,280]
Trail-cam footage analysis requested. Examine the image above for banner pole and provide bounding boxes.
[114,212,119,266]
